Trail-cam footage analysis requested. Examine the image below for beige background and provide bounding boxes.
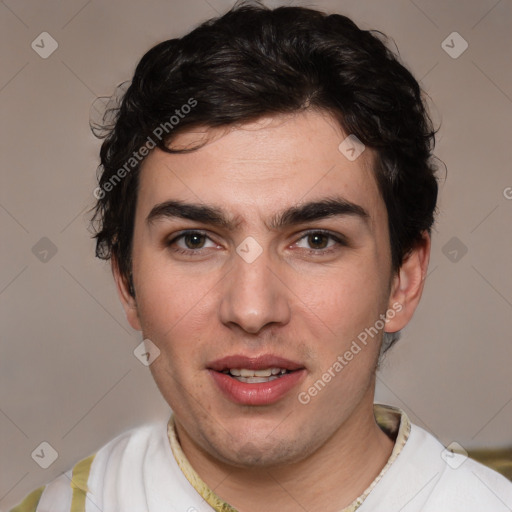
[1,0,511,508]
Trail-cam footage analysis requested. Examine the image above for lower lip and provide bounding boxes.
[209,369,306,406]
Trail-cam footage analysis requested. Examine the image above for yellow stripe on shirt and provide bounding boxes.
[70,454,96,512]
[9,486,45,512]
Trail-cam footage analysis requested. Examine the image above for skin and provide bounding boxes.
[114,110,430,511]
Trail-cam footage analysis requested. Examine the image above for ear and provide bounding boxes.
[112,256,142,331]
[385,231,431,333]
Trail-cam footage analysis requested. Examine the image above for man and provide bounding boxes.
[11,2,512,511]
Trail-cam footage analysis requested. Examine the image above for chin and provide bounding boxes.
[207,428,320,469]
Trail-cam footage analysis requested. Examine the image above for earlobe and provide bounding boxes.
[112,257,142,332]
[385,232,431,333]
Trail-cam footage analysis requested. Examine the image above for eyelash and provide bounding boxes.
[166,229,347,256]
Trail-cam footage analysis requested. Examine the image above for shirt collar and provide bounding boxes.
[167,403,411,512]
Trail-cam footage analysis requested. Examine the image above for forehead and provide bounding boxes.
[136,110,385,228]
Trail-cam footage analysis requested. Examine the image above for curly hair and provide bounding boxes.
[91,1,439,351]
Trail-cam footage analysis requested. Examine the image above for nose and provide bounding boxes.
[219,245,291,334]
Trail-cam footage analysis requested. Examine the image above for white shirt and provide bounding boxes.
[11,404,512,512]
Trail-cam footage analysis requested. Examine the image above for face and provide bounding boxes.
[116,110,424,468]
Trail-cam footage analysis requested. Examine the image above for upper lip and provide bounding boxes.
[207,354,304,372]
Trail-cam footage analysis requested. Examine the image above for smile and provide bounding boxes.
[208,355,306,405]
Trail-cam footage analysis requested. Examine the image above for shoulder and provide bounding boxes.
[380,422,512,511]
[412,424,512,511]
[8,422,169,512]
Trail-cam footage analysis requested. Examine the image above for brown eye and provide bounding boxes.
[167,230,217,253]
[294,230,346,253]
[307,233,329,249]
[183,233,207,249]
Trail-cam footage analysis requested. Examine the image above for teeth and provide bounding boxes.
[228,368,287,378]
[254,369,272,377]
[233,376,280,383]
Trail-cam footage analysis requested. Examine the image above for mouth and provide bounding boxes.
[207,355,306,406]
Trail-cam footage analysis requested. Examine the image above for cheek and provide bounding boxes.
[293,257,389,339]
[133,247,213,334]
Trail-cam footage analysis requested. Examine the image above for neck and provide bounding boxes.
[175,393,395,512]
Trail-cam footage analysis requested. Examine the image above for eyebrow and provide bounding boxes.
[146,196,370,231]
